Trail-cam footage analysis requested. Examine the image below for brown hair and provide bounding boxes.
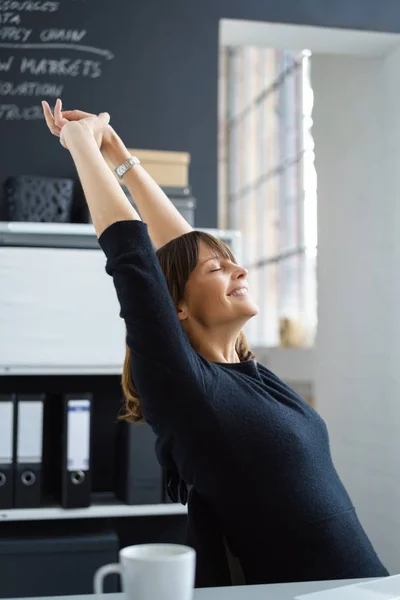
[121,231,254,422]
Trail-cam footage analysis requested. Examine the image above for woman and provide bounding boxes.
[42,99,388,587]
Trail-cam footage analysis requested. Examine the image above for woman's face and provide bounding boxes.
[179,241,259,328]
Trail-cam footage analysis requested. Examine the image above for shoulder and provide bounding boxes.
[256,362,284,384]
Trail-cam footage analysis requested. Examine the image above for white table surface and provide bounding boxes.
[6,578,366,600]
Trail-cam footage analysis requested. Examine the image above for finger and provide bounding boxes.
[55,97,62,115]
[54,97,68,128]
[54,97,61,120]
[41,100,54,124]
[41,100,60,136]
[62,109,93,121]
[54,98,67,126]
[98,112,110,125]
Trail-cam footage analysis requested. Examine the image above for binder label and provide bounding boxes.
[0,401,13,464]
[67,399,90,472]
[17,401,43,463]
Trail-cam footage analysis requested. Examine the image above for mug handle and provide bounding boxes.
[93,563,121,594]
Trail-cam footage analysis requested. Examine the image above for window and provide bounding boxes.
[219,46,317,347]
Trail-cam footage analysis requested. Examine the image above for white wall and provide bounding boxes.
[254,347,314,382]
[380,44,400,572]
[312,52,400,573]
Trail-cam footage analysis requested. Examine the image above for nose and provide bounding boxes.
[233,264,248,279]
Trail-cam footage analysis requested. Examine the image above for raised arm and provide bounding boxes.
[42,101,207,424]
[42,100,140,236]
[63,122,141,236]
[101,128,193,248]
[58,104,193,248]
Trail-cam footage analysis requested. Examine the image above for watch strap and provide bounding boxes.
[114,156,140,179]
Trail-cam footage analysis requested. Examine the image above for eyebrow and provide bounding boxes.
[200,256,220,266]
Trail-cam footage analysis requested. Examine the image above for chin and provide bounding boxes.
[239,300,259,319]
[224,294,259,322]
[247,305,259,318]
[250,304,259,317]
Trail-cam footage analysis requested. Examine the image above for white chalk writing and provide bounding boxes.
[0,103,43,118]
[0,42,113,59]
[0,26,31,41]
[0,79,63,96]
[0,11,20,23]
[0,55,13,71]
[0,1,59,12]
[0,0,115,120]
[40,29,87,42]
[20,57,101,77]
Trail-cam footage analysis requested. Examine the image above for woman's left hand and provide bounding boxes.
[42,98,110,149]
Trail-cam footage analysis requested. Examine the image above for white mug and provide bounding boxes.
[93,543,196,600]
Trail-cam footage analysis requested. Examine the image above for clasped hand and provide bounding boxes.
[42,98,110,150]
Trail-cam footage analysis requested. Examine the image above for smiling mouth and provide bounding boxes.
[228,287,248,297]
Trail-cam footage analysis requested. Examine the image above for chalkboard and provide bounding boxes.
[0,1,116,119]
[0,0,144,197]
[0,0,221,227]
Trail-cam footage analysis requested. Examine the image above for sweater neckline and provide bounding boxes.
[211,358,259,374]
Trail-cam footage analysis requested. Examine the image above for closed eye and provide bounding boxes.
[210,268,222,272]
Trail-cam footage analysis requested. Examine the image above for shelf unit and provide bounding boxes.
[0,221,240,523]
[0,502,187,522]
[0,221,242,376]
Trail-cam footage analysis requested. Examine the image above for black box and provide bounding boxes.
[114,421,163,505]
[0,523,119,598]
[122,184,196,226]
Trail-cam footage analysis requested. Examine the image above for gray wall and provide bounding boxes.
[1,1,400,227]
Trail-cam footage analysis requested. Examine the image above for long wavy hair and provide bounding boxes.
[121,230,254,422]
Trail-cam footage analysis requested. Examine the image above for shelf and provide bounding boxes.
[0,221,242,256]
[0,221,99,249]
[0,501,188,522]
[0,365,123,376]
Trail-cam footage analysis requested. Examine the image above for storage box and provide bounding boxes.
[122,184,196,227]
[106,149,190,188]
[0,524,119,598]
[128,149,190,187]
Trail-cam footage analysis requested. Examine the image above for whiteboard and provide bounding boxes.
[0,247,126,374]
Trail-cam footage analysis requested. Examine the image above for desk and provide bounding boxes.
[6,578,365,600]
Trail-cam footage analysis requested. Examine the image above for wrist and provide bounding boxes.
[63,120,95,146]
[101,126,131,165]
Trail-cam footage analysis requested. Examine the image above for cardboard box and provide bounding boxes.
[108,149,190,188]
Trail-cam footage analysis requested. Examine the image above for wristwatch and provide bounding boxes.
[114,155,140,178]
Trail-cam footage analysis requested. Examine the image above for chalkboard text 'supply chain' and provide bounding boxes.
[0,27,93,44]
[0,43,114,59]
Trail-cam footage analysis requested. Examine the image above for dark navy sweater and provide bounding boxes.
[99,220,388,586]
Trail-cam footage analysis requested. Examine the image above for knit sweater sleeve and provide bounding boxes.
[98,220,207,425]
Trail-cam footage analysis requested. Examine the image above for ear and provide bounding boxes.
[177,303,188,322]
